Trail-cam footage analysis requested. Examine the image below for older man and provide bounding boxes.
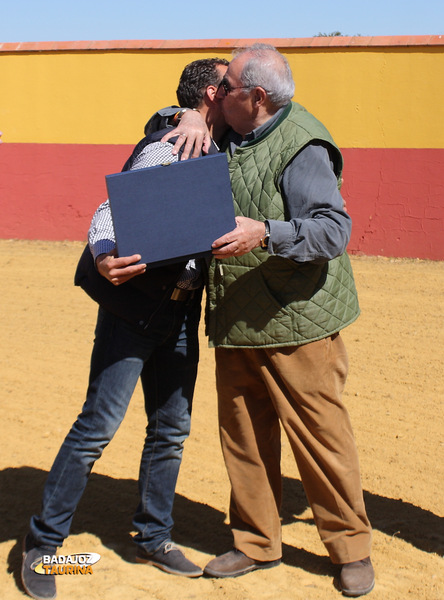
[170,44,374,597]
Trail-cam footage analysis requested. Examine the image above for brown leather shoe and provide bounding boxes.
[204,549,281,578]
[340,557,375,597]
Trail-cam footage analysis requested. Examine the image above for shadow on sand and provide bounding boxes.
[2,466,442,591]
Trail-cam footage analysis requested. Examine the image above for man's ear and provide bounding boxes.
[205,85,219,103]
[253,86,268,107]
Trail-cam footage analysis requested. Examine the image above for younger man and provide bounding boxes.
[21,57,228,600]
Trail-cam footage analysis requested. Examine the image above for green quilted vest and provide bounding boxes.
[207,102,360,348]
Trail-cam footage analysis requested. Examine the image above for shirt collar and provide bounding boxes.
[228,105,288,153]
[242,106,286,145]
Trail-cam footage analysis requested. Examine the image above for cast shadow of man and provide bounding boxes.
[2,467,443,592]
[280,476,444,566]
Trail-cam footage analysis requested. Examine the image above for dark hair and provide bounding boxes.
[176,58,229,108]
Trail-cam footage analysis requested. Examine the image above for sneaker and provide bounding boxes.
[136,541,203,578]
[21,535,57,600]
[340,557,375,597]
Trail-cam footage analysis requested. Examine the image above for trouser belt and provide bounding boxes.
[170,287,195,301]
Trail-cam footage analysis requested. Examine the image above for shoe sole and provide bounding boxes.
[204,558,281,578]
[341,579,375,597]
[136,555,203,578]
[21,577,57,600]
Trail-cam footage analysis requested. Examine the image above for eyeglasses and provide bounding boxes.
[218,77,254,96]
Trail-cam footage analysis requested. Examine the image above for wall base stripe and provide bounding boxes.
[1,144,443,260]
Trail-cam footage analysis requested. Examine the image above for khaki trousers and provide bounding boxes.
[215,334,372,564]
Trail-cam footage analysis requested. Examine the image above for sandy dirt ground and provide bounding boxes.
[1,239,443,600]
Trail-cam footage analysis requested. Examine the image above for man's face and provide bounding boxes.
[216,54,256,137]
[209,63,229,134]
[213,64,228,112]
[215,63,229,86]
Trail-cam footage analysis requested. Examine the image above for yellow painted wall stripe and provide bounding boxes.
[1,40,443,147]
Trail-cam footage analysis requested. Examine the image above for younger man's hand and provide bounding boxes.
[96,251,146,285]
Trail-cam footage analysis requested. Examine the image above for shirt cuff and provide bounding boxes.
[91,239,115,263]
[267,220,294,256]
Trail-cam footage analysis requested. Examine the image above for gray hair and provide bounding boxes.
[233,43,295,108]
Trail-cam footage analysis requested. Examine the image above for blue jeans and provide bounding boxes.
[30,290,201,553]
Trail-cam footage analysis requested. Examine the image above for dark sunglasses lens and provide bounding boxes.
[221,79,230,94]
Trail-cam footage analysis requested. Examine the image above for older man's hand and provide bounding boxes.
[212,217,267,258]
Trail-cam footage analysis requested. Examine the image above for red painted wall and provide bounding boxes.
[1,144,443,260]
[0,143,131,241]
[342,149,444,261]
